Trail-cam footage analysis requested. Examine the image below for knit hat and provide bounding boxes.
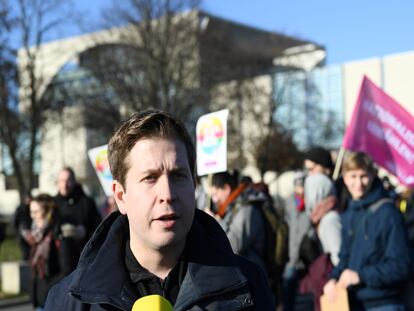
[304,146,334,170]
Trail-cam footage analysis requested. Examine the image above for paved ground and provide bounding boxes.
[0,303,31,311]
[0,296,31,311]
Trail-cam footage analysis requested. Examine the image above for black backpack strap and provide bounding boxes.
[368,198,394,213]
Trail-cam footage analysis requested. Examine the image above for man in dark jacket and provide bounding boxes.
[323,151,411,311]
[55,167,101,247]
[54,167,102,273]
[45,110,274,310]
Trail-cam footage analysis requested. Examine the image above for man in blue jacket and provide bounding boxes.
[323,151,411,311]
[45,110,274,310]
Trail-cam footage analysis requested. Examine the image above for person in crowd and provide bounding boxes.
[54,166,102,271]
[303,146,341,266]
[398,186,414,247]
[283,171,310,311]
[45,110,274,310]
[297,147,341,311]
[101,195,118,217]
[381,175,398,199]
[304,146,334,177]
[397,187,414,311]
[194,175,207,210]
[22,194,61,311]
[209,171,268,276]
[13,192,32,260]
[323,151,411,311]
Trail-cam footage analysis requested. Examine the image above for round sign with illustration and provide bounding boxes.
[197,116,225,154]
[95,148,112,180]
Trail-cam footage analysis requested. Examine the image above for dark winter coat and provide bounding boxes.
[55,185,101,243]
[331,178,412,309]
[44,209,275,310]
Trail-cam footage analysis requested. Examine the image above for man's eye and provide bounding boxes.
[143,175,157,182]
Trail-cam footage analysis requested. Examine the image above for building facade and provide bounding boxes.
[3,11,413,215]
[0,11,321,214]
[273,50,414,151]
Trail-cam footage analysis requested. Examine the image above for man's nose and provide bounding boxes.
[158,175,175,204]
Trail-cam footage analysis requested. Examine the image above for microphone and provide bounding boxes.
[132,295,173,311]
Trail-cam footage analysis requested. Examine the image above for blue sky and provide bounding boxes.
[15,0,414,65]
[202,0,414,65]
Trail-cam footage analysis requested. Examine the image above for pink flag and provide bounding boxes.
[343,76,414,186]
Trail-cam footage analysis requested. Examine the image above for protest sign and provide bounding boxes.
[320,286,349,311]
[196,109,229,176]
[88,144,113,196]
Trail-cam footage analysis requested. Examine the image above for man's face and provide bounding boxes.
[57,170,75,197]
[304,159,325,175]
[343,168,374,200]
[113,138,195,253]
[210,185,231,206]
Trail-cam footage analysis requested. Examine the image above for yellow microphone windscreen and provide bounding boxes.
[131,295,173,311]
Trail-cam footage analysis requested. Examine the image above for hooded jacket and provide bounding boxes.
[218,191,267,275]
[331,178,412,309]
[304,173,341,266]
[44,209,275,310]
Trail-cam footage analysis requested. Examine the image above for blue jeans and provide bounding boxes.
[366,304,405,311]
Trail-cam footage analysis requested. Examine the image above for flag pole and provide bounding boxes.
[333,147,345,181]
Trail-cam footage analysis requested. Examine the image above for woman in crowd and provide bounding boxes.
[22,194,61,311]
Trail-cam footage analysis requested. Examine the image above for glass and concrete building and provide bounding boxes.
[0,10,323,214]
[272,50,414,152]
[3,10,414,215]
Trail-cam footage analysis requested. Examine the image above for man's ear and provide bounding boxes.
[113,181,127,215]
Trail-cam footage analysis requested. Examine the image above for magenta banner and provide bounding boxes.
[343,76,414,186]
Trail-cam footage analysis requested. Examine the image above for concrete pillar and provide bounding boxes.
[1,261,30,294]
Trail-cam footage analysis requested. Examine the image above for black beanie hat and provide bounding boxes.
[305,146,334,170]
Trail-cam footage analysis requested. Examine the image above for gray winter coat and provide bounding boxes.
[284,195,311,270]
[218,199,267,275]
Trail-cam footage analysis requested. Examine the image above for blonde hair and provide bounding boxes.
[342,151,376,175]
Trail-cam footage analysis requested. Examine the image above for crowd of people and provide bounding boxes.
[13,167,102,310]
[10,110,414,311]
[196,147,414,311]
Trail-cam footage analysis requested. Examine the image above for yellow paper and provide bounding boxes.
[320,286,350,311]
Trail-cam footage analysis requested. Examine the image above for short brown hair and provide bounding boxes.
[342,151,376,175]
[108,110,196,187]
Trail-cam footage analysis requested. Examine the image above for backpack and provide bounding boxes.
[242,184,289,282]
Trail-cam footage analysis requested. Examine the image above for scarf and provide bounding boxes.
[310,195,337,225]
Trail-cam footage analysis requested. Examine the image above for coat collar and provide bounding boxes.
[67,210,250,310]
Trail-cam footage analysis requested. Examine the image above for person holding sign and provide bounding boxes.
[45,110,274,310]
[323,151,411,311]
